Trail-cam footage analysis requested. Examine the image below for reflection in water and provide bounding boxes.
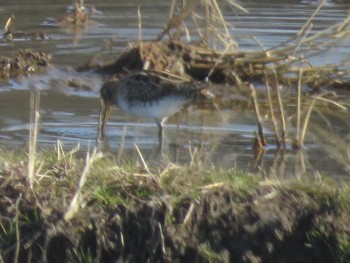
[0,0,350,178]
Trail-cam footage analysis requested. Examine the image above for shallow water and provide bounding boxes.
[0,0,350,178]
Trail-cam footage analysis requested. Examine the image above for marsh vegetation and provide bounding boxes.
[1,0,350,262]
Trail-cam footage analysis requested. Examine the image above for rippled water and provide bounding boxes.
[0,0,350,178]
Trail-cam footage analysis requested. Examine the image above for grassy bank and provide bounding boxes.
[0,145,350,263]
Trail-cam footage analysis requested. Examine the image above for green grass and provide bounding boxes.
[338,234,350,263]
[1,146,350,261]
[91,186,128,206]
[198,242,229,263]
[0,220,16,249]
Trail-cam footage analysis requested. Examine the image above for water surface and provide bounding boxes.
[0,0,350,178]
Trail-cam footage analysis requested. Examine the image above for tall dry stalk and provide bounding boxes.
[28,91,40,188]
[250,84,266,148]
[293,68,303,149]
[300,92,346,146]
[265,71,280,147]
[63,148,102,222]
[272,71,287,148]
[158,0,247,47]
[13,195,21,263]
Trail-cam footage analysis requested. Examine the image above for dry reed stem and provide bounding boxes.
[250,84,266,148]
[285,15,350,56]
[134,143,152,176]
[158,223,166,255]
[294,68,303,149]
[149,3,350,90]
[300,92,347,145]
[169,0,176,20]
[63,148,102,222]
[264,72,280,146]
[4,15,14,32]
[199,182,224,191]
[273,71,287,147]
[138,6,142,45]
[158,0,199,40]
[253,147,265,171]
[223,11,350,81]
[183,202,195,225]
[13,195,21,263]
[297,0,325,36]
[28,91,40,188]
[271,155,284,180]
[300,98,317,145]
[205,41,233,81]
[299,152,306,178]
[282,24,313,73]
[158,0,243,47]
[316,97,348,111]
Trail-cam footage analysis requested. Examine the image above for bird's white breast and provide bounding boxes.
[117,95,188,120]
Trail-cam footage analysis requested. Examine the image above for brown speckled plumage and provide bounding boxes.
[98,71,214,146]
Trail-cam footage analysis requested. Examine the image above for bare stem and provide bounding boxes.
[265,71,280,147]
[250,84,266,148]
[64,148,102,222]
[273,71,287,147]
[293,68,303,149]
[28,91,40,188]
[13,195,22,263]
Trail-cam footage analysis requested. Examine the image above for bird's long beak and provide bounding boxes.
[96,99,112,144]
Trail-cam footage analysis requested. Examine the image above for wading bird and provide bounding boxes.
[97,70,214,147]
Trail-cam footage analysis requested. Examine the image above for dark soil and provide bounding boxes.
[0,49,51,81]
[1,169,349,263]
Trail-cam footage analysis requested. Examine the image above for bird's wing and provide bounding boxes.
[120,72,194,103]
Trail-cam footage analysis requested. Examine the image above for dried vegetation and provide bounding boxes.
[0,49,51,81]
[1,1,350,262]
[87,1,350,90]
[78,0,350,150]
[1,140,350,262]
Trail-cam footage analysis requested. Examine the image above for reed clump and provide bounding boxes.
[58,0,97,28]
[82,1,350,151]
[84,1,350,92]
[0,49,51,81]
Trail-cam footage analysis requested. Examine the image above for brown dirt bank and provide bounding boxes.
[1,168,350,263]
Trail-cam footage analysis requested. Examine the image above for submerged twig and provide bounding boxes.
[250,84,266,148]
[265,71,280,147]
[273,71,287,147]
[300,98,317,146]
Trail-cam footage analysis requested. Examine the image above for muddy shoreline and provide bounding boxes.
[1,153,349,262]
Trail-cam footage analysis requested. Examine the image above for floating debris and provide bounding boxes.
[2,15,46,41]
[59,0,97,28]
[0,49,51,81]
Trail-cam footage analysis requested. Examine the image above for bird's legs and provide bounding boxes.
[96,99,112,145]
[155,118,164,151]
